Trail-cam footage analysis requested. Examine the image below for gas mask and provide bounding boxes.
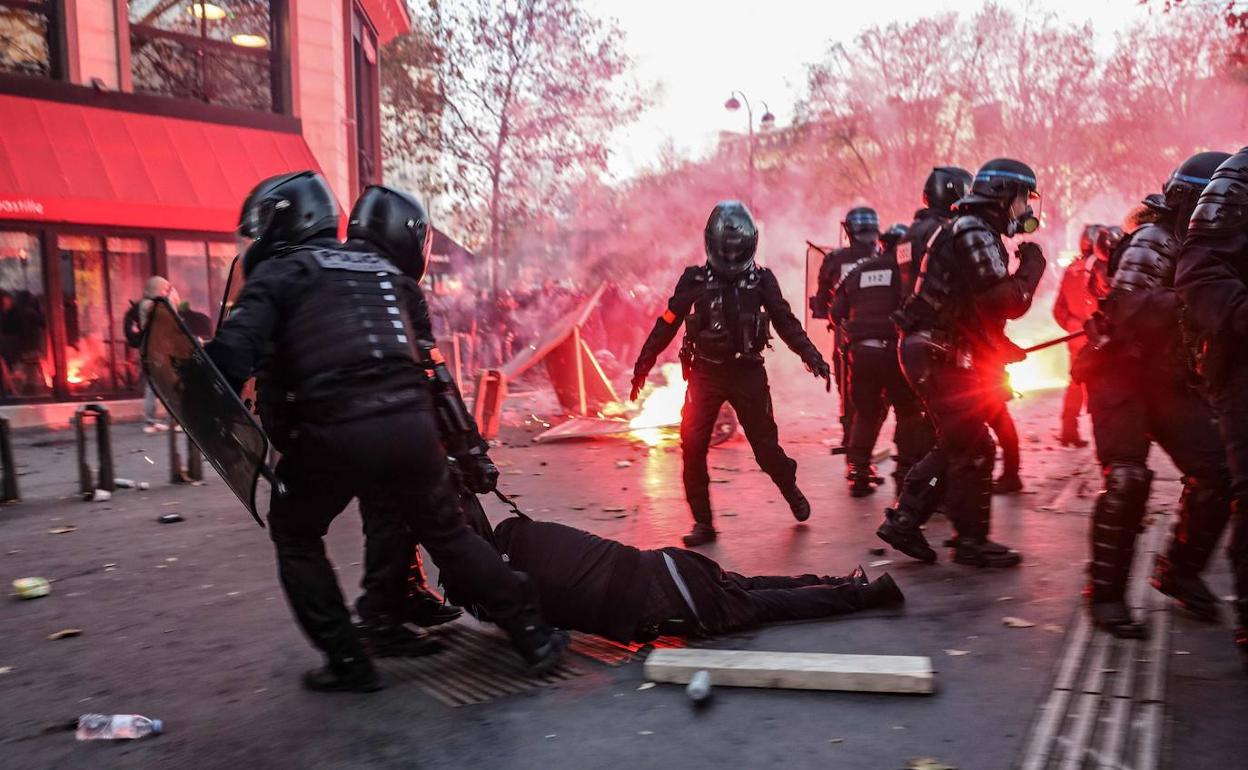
[1004,191,1040,237]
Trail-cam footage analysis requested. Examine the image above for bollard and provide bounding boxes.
[168,422,203,484]
[73,405,115,497]
[0,416,19,503]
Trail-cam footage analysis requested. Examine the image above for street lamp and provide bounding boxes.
[725,91,773,209]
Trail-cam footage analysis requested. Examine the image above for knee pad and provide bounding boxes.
[1100,462,1152,526]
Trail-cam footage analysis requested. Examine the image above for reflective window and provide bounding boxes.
[166,239,234,337]
[128,1,282,112]
[0,231,52,399]
[0,1,57,79]
[58,235,152,396]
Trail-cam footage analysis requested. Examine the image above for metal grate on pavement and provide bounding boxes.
[567,632,686,666]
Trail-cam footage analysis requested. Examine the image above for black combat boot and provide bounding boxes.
[864,573,905,607]
[992,473,1024,495]
[1090,599,1148,639]
[357,616,444,658]
[847,464,877,498]
[1150,554,1221,623]
[683,523,718,547]
[782,484,812,521]
[951,537,1022,568]
[405,550,464,627]
[302,654,384,693]
[497,575,569,675]
[876,507,936,563]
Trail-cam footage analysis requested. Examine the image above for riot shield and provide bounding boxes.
[141,298,278,526]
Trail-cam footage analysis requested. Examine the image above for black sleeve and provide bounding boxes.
[633,268,700,379]
[405,280,435,341]
[976,249,1046,322]
[829,267,855,324]
[810,254,835,318]
[760,268,824,366]
[204,259,306,391]
[1177,229,1248,338]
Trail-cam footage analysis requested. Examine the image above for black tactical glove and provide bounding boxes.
[630,372,647,402]
[462,450,499,494]
[806,356,832,391]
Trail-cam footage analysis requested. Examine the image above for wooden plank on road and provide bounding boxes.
[643,649,933,694]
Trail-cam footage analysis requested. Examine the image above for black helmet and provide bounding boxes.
[962,158,1040,235]
[922,166,973,213]
[1153,151,1232,225]
[1078,224,1103,257]
[880,223,909,251]
[842,207,880,246]
[704,200,758,276]
[347,185,434,280]
[1093,225,1124,263]
[238,171,339,275]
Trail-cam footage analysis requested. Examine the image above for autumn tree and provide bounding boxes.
[382,0,648,288]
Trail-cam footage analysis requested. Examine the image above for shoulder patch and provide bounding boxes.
[310,248,401,275]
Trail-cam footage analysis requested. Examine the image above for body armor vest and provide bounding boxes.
[840,258,902,343]
[278,247,419,401]
[1110,224,1179,295]
[683,266,771,364]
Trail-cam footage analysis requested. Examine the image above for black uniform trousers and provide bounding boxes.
[1208,359,1248,624]
[680,361,796,525]
[988,400,1020,478]
[846,341,932,471]
[654,549,868,636]
[895,335,997,541]
[266,408,526,661]
[1086,360,1231,602]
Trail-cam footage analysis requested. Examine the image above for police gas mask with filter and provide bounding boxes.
[1004,189,1041,237]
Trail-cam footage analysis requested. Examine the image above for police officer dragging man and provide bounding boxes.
[1176,147,1248,668]
[632,201,831,547]
[205,172,566,691]
[810,207,882,451]
[829,229,932,497]
[876,158,1047,568]
[1075,151,1233,639]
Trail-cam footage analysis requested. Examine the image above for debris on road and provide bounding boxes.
[48,526,76,535]
[869,560,892,568]
[0,666,11,675]
[615,460,632,468]
[157,514,184,524]
[1003,616,1036,628]
[47,628,82,640]
[944,650,971,657]
[13,577,50,599]
[686,670,712,704]
[869,547,887,556]
[76,714,162,740]
[637,682,655,690]
[907,759,958,770]
[1042,624,1064,634]
[87,489,111,503]
[644,649,933,694]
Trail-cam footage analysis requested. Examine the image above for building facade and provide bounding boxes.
[0,0,410,414]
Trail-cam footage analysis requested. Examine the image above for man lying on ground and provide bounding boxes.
[445,512,903,644]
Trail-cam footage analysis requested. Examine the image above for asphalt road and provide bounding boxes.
[1,384,1245,769]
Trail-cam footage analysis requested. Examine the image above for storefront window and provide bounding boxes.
[128,1,283,112]
[0,231,52,399]
[58,235,152,396]
[166,239,234,337]
[0,1,58,79]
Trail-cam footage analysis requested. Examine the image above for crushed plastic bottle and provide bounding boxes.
[76,714,163,740]
[686,669,712,704]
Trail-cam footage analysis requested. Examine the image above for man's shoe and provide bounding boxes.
[864,573,905,607]
[302,655,384,693]
[1058,429,1088,448]
[1150,564,1222,623]
[992,474,1024,495]
[682,523,718,547]
[783,485,812,521]
[406,590,464,628]
[951,538,1021,568]
[1090,601,1148,639]
[359,621,445,658]
[876,511,936,563]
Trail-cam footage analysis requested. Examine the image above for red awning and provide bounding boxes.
[0,94,322,233]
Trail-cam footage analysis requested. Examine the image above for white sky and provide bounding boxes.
[584,0,1159,179]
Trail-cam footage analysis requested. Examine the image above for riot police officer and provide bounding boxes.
[206,172,565,691]
[1053,224,1106,447]
[632,201,831,547]
[1076,152,1232,638]
[1176,146,1248,668]
[829,238,931,496]
[810,207,881,449]
[876,158,1047,568]
[902,167,975,292]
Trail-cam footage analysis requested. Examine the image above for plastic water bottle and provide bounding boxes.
[76,714,163,740]
[686,670,712,704]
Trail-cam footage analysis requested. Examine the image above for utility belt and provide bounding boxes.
[908,330,975,370]
[286,385,430,424]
